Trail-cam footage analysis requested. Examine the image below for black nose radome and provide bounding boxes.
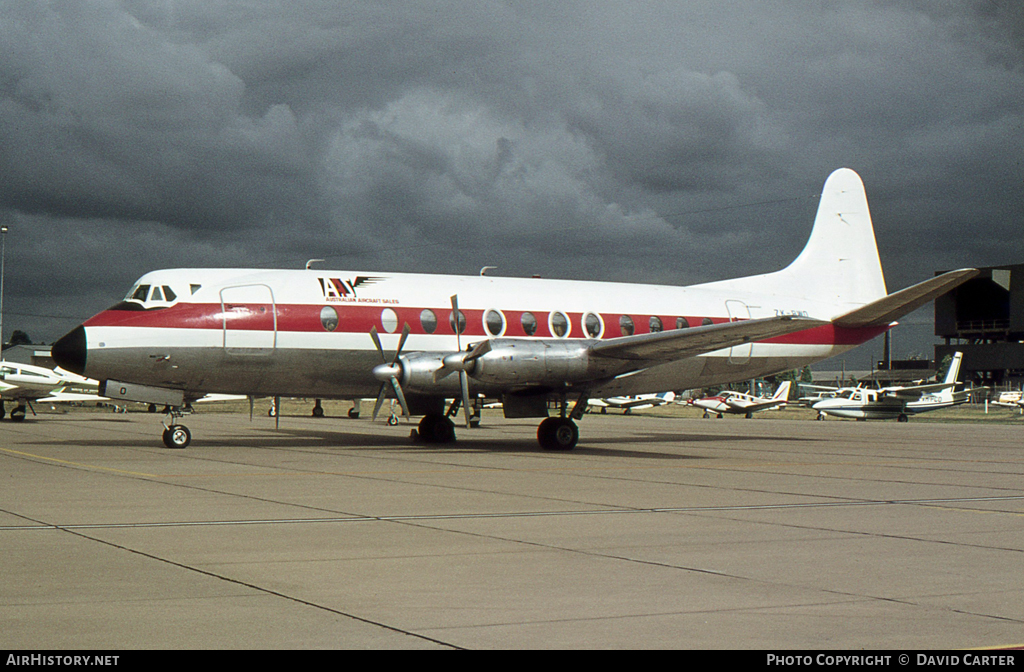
[52,325,87,375]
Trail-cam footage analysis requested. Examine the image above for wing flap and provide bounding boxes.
[590,316,826,362]
[832,269,977,328]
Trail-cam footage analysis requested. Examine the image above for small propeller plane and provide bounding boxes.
[589,391,676,414]
[51,168,977,450]
[0,361,105,421]
[812,352,966,422]
[690,380,791,418]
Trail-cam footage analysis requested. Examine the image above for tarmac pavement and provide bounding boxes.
[2,408,1023,649]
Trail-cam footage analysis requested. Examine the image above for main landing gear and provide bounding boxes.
[537,417,578,451]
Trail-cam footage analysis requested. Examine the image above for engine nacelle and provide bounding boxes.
[466,339,596,387]
[397,352,466,395]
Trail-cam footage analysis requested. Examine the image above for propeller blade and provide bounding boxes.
[393,323,410,364]
[450,295,463,351]
[459,371,472,428]
[372,384,388,421]
[370,326,386,362]
[390,376,411,419]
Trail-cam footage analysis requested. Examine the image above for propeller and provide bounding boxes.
[449,295,474,429]
[370,323,411,422]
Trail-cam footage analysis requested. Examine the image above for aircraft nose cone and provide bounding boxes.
[52,325,87,375]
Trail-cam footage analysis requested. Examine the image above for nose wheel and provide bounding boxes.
[162,424,192,449]
[161,406,192,449]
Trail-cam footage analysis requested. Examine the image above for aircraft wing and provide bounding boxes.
[887,382,958,399]
[832,269,978,328]
[727,398,787,413]
[589,316,825,362]
[38,391,108,403]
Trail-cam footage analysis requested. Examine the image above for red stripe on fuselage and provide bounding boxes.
[82,303,886,345]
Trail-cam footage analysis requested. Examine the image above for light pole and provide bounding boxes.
[0,224,7,352]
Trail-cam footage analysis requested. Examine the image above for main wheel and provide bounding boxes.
[9,405,27,422]
[162,425,191,449]
[418,414,455,444]
[537,417,578,451]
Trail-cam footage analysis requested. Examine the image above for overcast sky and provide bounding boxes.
[1,0,1022,367]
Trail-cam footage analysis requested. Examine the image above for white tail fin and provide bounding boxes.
[943,352,963,386]
[772,380,791,401]
[699,168,887,315]
[780,168,887,308]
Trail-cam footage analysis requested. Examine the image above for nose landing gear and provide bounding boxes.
[161,407,192,449]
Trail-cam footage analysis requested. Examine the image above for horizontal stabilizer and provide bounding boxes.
[831,268,978,328]
[591,315,825,361]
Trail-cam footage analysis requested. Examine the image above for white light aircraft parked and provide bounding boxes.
[991,390,1024,412]
[812,352,966,422]
[0,361,105,421]
[51,169,977,450]
[690,380,792,418]
[589,391,676,414]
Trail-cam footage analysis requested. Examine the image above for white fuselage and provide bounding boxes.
[63,267,882,402]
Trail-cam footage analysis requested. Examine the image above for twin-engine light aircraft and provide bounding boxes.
[690,380,791,419]
[52,169,977,450]
[0,361,104,420]
[812,352,966,421]
[589,391,677,414]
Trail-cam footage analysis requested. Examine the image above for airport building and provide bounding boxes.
[934,263,1024,387]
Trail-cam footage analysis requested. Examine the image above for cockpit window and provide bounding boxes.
[151,286,164,301]
[130,285,150,302]
[162,286,177,302]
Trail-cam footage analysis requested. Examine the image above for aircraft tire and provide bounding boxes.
[897,414,909,423]
[162,425,192,449]
[537,417,578,451]
[418,414,455,444]
[10,406,27,422]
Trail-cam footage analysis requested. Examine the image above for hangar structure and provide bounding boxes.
[934,263,1024,386]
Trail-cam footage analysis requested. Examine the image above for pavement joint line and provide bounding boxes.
[3,494,1022,531]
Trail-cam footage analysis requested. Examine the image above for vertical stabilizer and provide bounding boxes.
[772,380,792,401]
[781,168,887,309]
[695,168,889,317]
[943,352,963,386]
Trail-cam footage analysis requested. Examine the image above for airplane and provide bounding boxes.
[0,361,105,421]
[812,352,966,421]
[689,380,791,418]
[50,168,978,450]
[589,391,676,414]
[991,390,1024,412]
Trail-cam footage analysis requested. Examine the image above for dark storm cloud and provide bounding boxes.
[0,0,1022,366]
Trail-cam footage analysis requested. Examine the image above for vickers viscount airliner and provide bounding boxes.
[52,168,977,450]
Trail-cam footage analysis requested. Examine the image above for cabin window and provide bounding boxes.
[649,316,663,333]
[449,308,466,335]
[381,308,398,333]
[584,312,603,338]
[320,306,339,332]
[521,312,538,336]
[484,309,505,337]
[676,317,689,329]
[702,317,713,326]
[420,309,437,334]
[550,311,569,338]
[619,315,634,336]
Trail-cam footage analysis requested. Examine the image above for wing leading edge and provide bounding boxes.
[589,315,827,362]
